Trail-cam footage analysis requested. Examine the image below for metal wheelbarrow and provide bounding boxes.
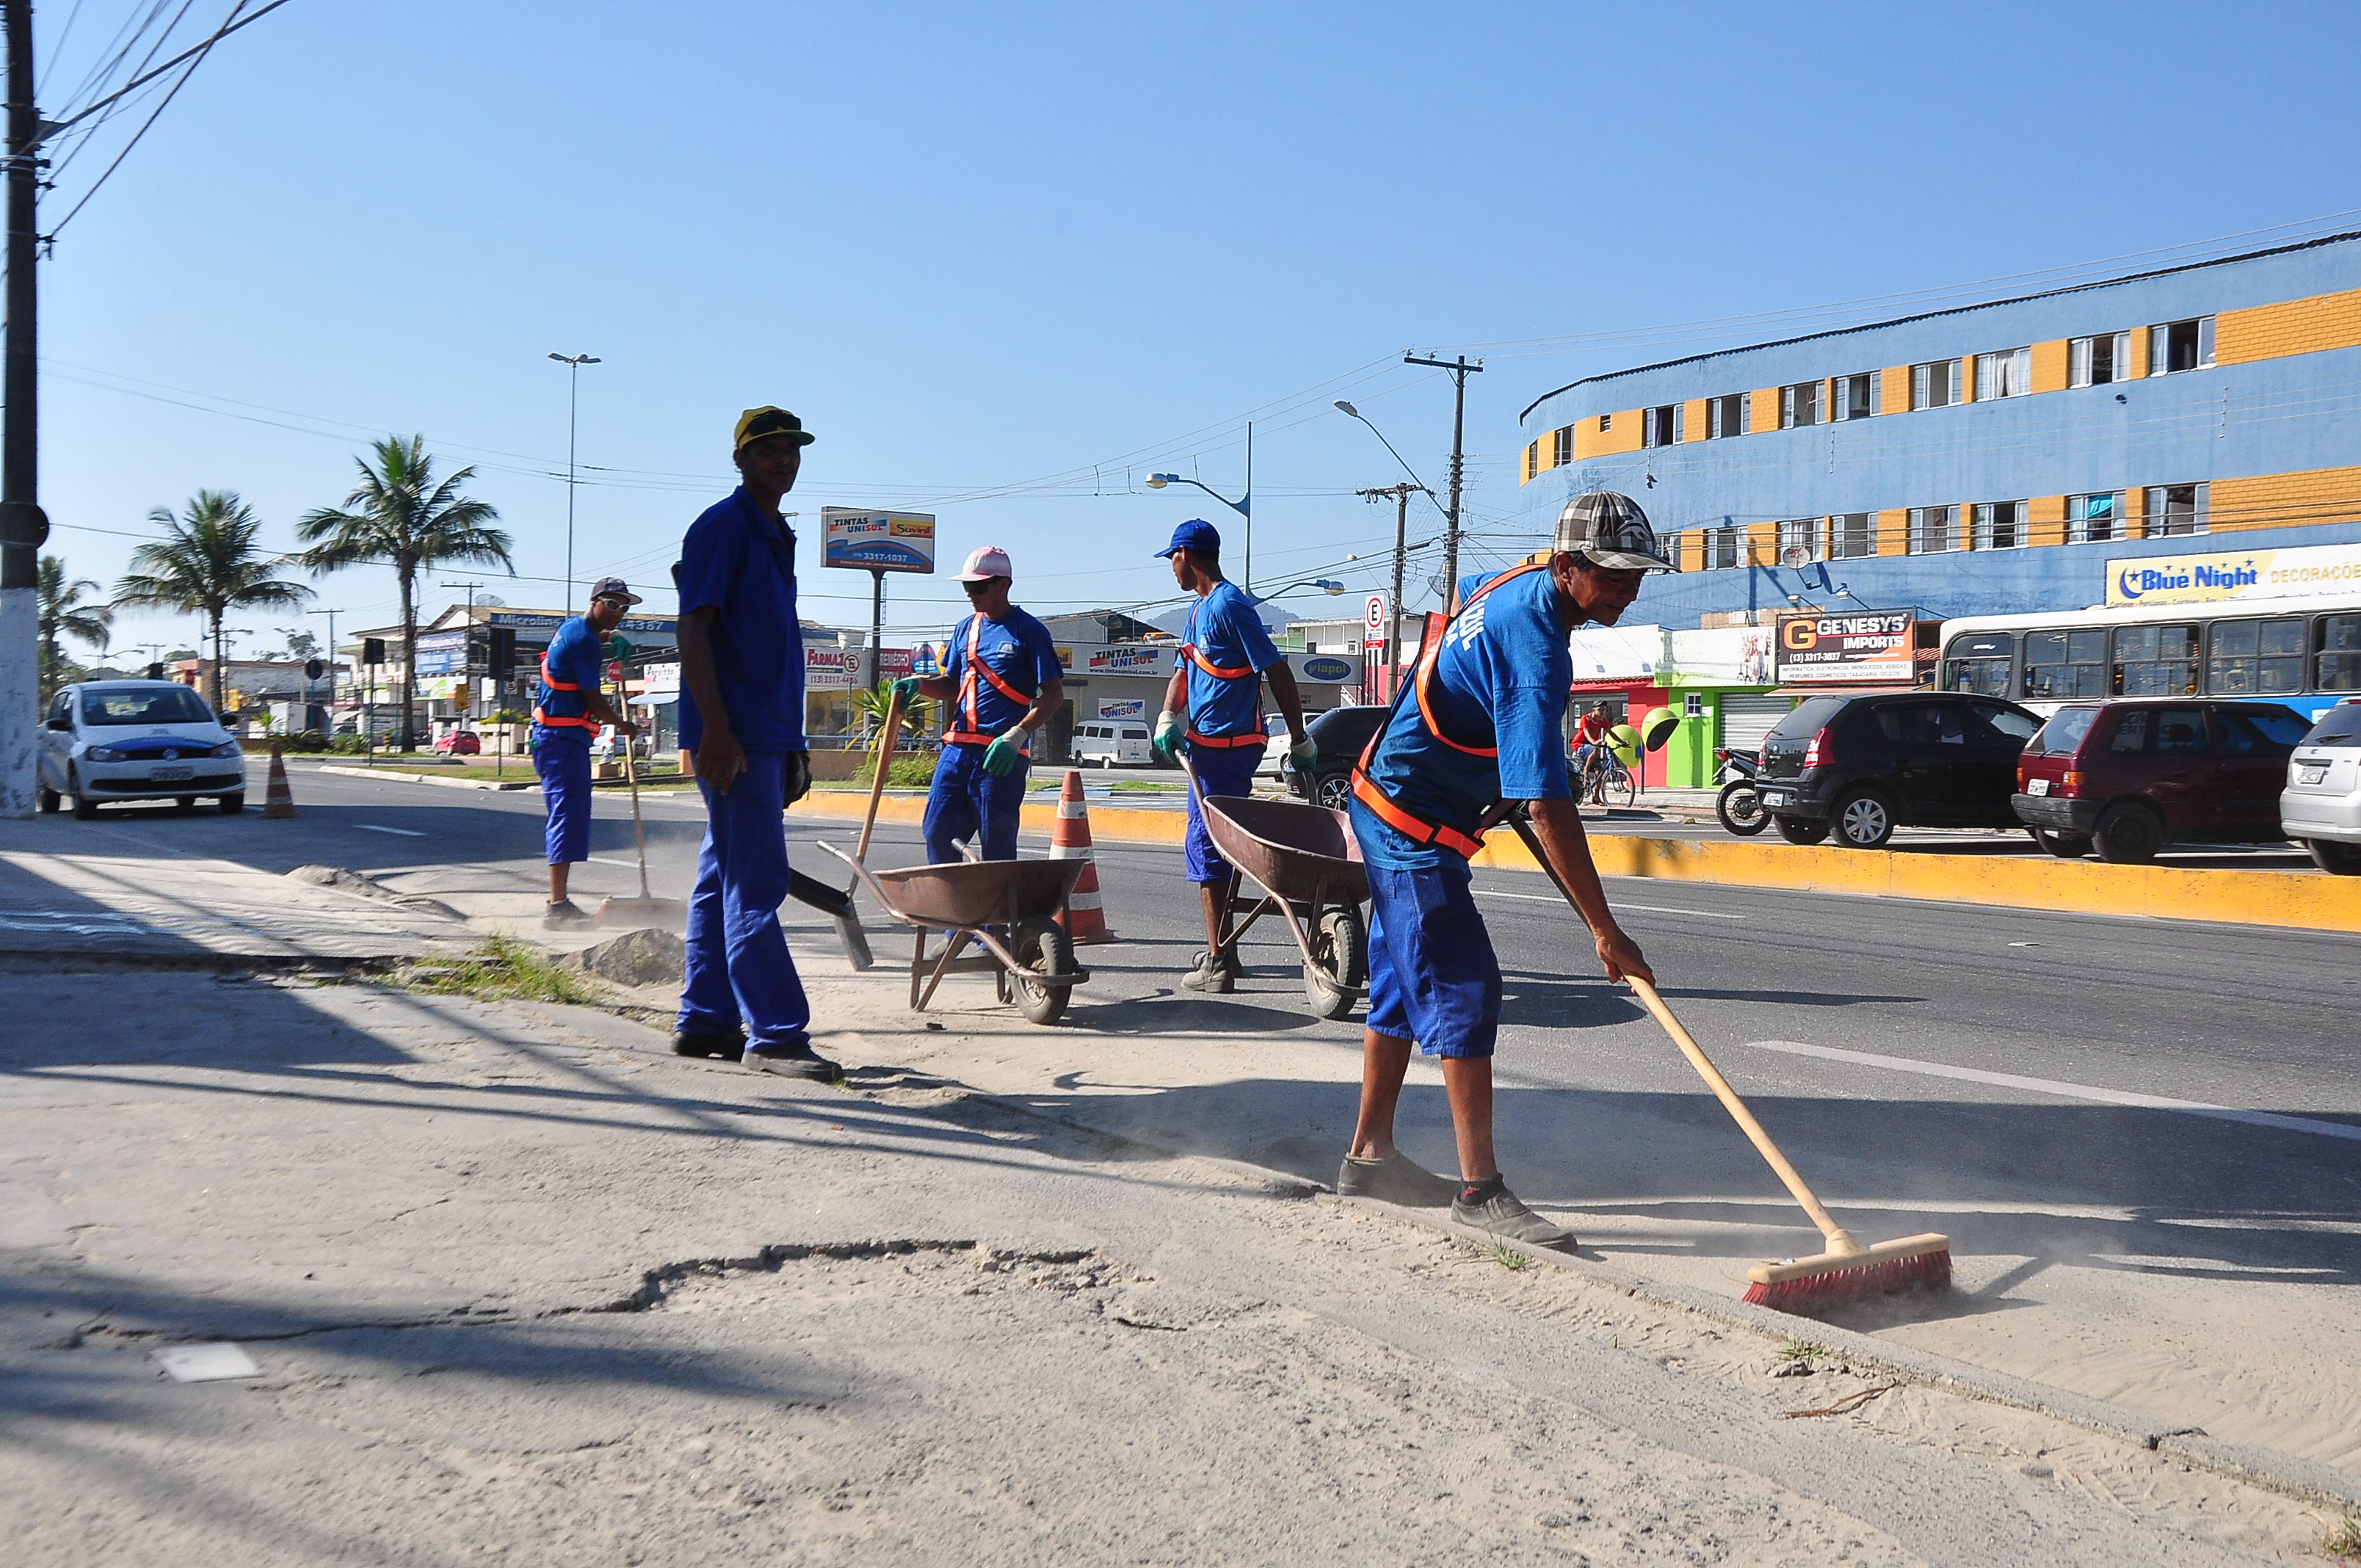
[821,844,1091,1025]
[1183,758,1370,1019]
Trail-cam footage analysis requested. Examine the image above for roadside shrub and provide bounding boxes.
[285,730,330,753]
[328,733,371,755]
[887,755,935,788]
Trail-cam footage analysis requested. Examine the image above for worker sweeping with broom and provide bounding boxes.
[1338,493,1668,1248]
[534,577,641,929]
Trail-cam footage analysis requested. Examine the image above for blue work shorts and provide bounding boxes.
[1183,744,1264,883]
[533,732,592,865]
[1363,854,1501,1060]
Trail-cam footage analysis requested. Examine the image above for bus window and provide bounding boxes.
[2114,624,2198,696]
[1940,631,2014,697]
[2321,614,2361,694]
[2024,629,2108,699]
[2206,618,2304,695]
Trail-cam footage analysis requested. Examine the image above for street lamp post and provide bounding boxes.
[547,352,601,606]
[1145,421,1252,588]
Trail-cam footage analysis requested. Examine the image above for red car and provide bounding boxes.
[2011,699,2313,862]
[435,730,482,756]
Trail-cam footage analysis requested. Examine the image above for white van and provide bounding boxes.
[1070,721,1153,768]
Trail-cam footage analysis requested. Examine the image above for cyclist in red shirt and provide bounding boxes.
[1570,703,1614,798]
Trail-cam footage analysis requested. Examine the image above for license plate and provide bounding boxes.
[2299,764,2329,785]
[1760,790,1791,805]
[2026,777,2050,796]
[150,766,195,782]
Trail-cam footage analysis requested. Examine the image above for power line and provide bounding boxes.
[45,0,244,239]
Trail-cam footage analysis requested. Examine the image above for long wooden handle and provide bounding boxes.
[613,666,652,901]
[854,686,908,868]
[1625,975,1857,1255]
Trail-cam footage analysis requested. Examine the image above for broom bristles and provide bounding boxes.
[1742,1234,1951,1315]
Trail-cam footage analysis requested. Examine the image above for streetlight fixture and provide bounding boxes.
[547,352,602,606]
[1250,577,1346,602]
[1143,421,1252,587]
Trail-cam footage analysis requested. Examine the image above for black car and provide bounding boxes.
[1283,704,1390,810]
[1755,690,2042,849]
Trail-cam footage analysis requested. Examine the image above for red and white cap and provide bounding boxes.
[957,545,1014,581]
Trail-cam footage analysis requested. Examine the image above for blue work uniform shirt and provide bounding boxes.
[675,487,805,753]
[532,614,603,747]
[1178,580,1282,741]
[1358,566,1575,869]
[946,606,1062,740]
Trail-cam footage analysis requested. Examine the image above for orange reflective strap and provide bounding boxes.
[1349,768,1484,859]
[538,649,581,692]
[1181,643,1253,680]
[532,707,597,730]
[1186,728,1267,750]
[1412,562,1548,759]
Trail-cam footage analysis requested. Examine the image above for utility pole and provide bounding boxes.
[0,0,45,817]
[547,353,601,606]
[1403,354,1482,612]
[1357,482,1427,697]
[444,581,485,722]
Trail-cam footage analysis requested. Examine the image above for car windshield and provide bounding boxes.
[1766,695,1848,740]
[2028,708,2098,756]
[79,686,214,726]
[2298,703,2361,748]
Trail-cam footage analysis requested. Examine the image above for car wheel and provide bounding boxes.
[1714,780,1768,835]
[2032,827,2092,859]
[1313,772,1352,812]
[2307,838,2361,876]
[2092,802,2166,864]
[70,772,98,821]
[1829,788,1896,849]
[218,792,244,813]
[37,785,59,814]
[1772,813,1828,846]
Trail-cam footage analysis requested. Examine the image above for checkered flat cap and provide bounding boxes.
[1553,491,1676,572]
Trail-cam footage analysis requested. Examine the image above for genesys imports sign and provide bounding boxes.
[1776,611,1915,683]
[2106,541,2361,607]
[822,508,937,573]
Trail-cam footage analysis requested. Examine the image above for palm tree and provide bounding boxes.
[114,493,312,713]
[37,554,113,700]
[297,435,512,752]
[851,676,936,752]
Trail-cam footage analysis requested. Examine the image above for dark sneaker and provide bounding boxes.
[543,898,595,930]
[1452,1181,1575,1250]
[744,1043,839,1081]
[670,1028,744,1059]
[1180,950,1236,993]
[1336,1151,1459,1209]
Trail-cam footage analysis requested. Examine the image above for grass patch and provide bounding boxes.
[2322,1514,2361,1563]
[1484,1239,1532,1272]
[1777,1338,1827,1365]
[412,934,600,1006]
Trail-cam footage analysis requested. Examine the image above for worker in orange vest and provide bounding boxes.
[534,577,639,928]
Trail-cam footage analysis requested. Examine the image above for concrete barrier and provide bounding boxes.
[785,791,2361,934]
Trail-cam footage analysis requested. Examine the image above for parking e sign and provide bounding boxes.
[1364,592,1388,647]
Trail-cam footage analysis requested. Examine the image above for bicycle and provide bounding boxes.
[1578,746,1636,809]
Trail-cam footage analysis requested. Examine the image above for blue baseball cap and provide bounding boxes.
[1154,518,1222,559]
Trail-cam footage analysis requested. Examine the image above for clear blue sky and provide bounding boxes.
[37,0,2361,658]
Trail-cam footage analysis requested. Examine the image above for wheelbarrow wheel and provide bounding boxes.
[1012,916,1075,1026]
[1304,905,1366,1020]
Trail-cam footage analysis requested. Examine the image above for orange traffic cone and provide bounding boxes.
[261,742,297,819]
[1050,768,1114,944]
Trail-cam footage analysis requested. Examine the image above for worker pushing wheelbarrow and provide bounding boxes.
[1180,752,1370,1019]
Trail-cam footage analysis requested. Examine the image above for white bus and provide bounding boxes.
[1935,592,2361,721]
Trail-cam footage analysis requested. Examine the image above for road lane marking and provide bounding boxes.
[1745,1038,2361,1146]
[1475,889,1743,919]
[585,857,641,868]
[356,824,426,837]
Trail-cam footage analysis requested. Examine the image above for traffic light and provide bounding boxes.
[362,637,387,665]
[487,627,517,682]
[305,658,325,681]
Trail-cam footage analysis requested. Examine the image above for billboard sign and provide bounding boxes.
[1098,699,1147,720]
[1776,611,1915,683]
[2104,540,2361,608]
[1086,644,1169,675]
[1299,656,1356,683]
[822,508,936,573]
[802,646,915,691]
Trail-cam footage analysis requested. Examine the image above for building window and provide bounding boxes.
[2208,618,2306,697]
[2147,316,2215,375]
[2067,491,2125,544]
[1598,413,1613,433]
[1910,359,1962,410]
[2145,482,2208,537]
[2114,624,2199,697]
[2319,614,2361,693]
[1973,346,2031,400]
[2070,332,2130,388]
[1553,426,1574,466]
[1973,500,2026,550]
[1907,505,1953,554]
[1828,512,1874,559]
[1779,380,1821,429]
[1705,392,1749,438]
[1777,518,1820,562]
[2024,629,2110,700]
[1642,404,1683,448]
[1523,443,1537,483]
[1706,526,1741,570]
[1830,371,1879,421]
[1683,692,1704,718]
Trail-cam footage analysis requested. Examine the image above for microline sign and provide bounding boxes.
[2106,541,2361,607]
[822,507,937,573]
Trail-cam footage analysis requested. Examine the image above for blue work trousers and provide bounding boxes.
[1183,744,1264,882]
[922,743,1029,863]
[533,732,592,865]
[678,751,812,1052]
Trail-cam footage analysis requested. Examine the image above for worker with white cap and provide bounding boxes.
[894,545,1065,863]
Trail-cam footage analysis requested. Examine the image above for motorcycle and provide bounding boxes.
[1713,747,1768,836]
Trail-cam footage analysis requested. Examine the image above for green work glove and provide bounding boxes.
[1287,731,1318,772]
[783,749,812,806]
[982,729,1026,777]
[1150,709,1187,762]
[888,676,924,705]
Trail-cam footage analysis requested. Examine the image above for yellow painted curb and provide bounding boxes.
[788,791,2361,934]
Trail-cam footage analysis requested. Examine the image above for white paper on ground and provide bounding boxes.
[153,1343,261,1382]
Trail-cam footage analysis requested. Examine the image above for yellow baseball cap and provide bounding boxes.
[734,406,816,451]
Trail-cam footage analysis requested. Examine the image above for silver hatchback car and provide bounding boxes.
[37,680,249,819]
[2280,699,2361,874]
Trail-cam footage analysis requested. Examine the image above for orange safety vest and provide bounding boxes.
[532,644,598,730]
[1349,562,1550,859]
[1180,598,1269,750]
[945,614,1036,752]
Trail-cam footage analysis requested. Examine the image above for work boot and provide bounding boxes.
[670,1028,744,1059]
[744,1042,840,1082]
[1180,949,1238,994]
[543,898,594,930]
[1335,1150,1458,1209]
[1451,1177,1575,1251]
